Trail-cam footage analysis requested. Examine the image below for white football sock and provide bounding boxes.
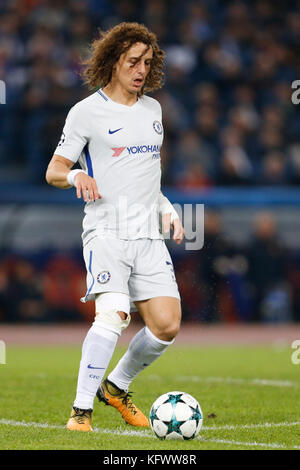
[73,325,118,410]
[108,326,174,392]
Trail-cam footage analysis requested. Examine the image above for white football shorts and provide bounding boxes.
[81,236,180,308]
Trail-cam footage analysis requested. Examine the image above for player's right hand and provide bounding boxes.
[162,213,185,245]
[74,172,101,202]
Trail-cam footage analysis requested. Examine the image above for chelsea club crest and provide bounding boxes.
[97,271,111,284]
[153,120,163,135]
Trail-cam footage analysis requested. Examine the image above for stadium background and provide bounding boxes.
[0,0,300,326]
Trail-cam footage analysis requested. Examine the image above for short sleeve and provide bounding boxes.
[53,103,89,163]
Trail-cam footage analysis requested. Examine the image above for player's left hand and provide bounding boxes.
[162,213,184,245]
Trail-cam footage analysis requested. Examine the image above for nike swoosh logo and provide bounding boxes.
[87,364,105,369]
[109,128,123,134]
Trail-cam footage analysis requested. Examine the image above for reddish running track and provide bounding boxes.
[1,322,300,346]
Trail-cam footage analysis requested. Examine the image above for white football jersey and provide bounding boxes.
[54,89,165,244]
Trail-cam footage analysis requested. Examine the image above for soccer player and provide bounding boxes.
[46,22,184,432]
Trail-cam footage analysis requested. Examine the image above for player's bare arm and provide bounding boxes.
[159,191,184,244]
[46,154,101,202]
[162,214,185,245]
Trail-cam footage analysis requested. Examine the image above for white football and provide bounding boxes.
[149,391,203,440]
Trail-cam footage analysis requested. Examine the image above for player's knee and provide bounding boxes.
[155,319,181,342]
[152,306,181,342]
[162,324,180,342]
[93,292,131,336]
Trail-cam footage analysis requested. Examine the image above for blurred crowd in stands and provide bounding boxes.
[1,0,300,323]
[1,210,300,323]
[0,0,300,185]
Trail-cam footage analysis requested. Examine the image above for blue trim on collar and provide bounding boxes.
[97,89,108,101]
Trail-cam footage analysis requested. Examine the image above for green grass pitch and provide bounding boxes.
[0,343,300,450]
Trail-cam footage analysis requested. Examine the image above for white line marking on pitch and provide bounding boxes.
[146,374,300,388]
[202,421,300,431]
[1,419,300,449]
[0,419,149,438]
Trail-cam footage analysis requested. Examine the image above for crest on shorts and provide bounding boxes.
[153,120,163,135]
[97,271,111,284]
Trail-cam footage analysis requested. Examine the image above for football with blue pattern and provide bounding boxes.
[149,391,203,440]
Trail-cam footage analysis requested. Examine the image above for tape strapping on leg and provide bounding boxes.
[94,293,131,336]
[95,292,130,314]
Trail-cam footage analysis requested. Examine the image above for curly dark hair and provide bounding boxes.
[81,22,165,95]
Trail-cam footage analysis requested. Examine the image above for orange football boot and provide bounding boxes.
[97,378,149,427]
[66,407,93,432]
